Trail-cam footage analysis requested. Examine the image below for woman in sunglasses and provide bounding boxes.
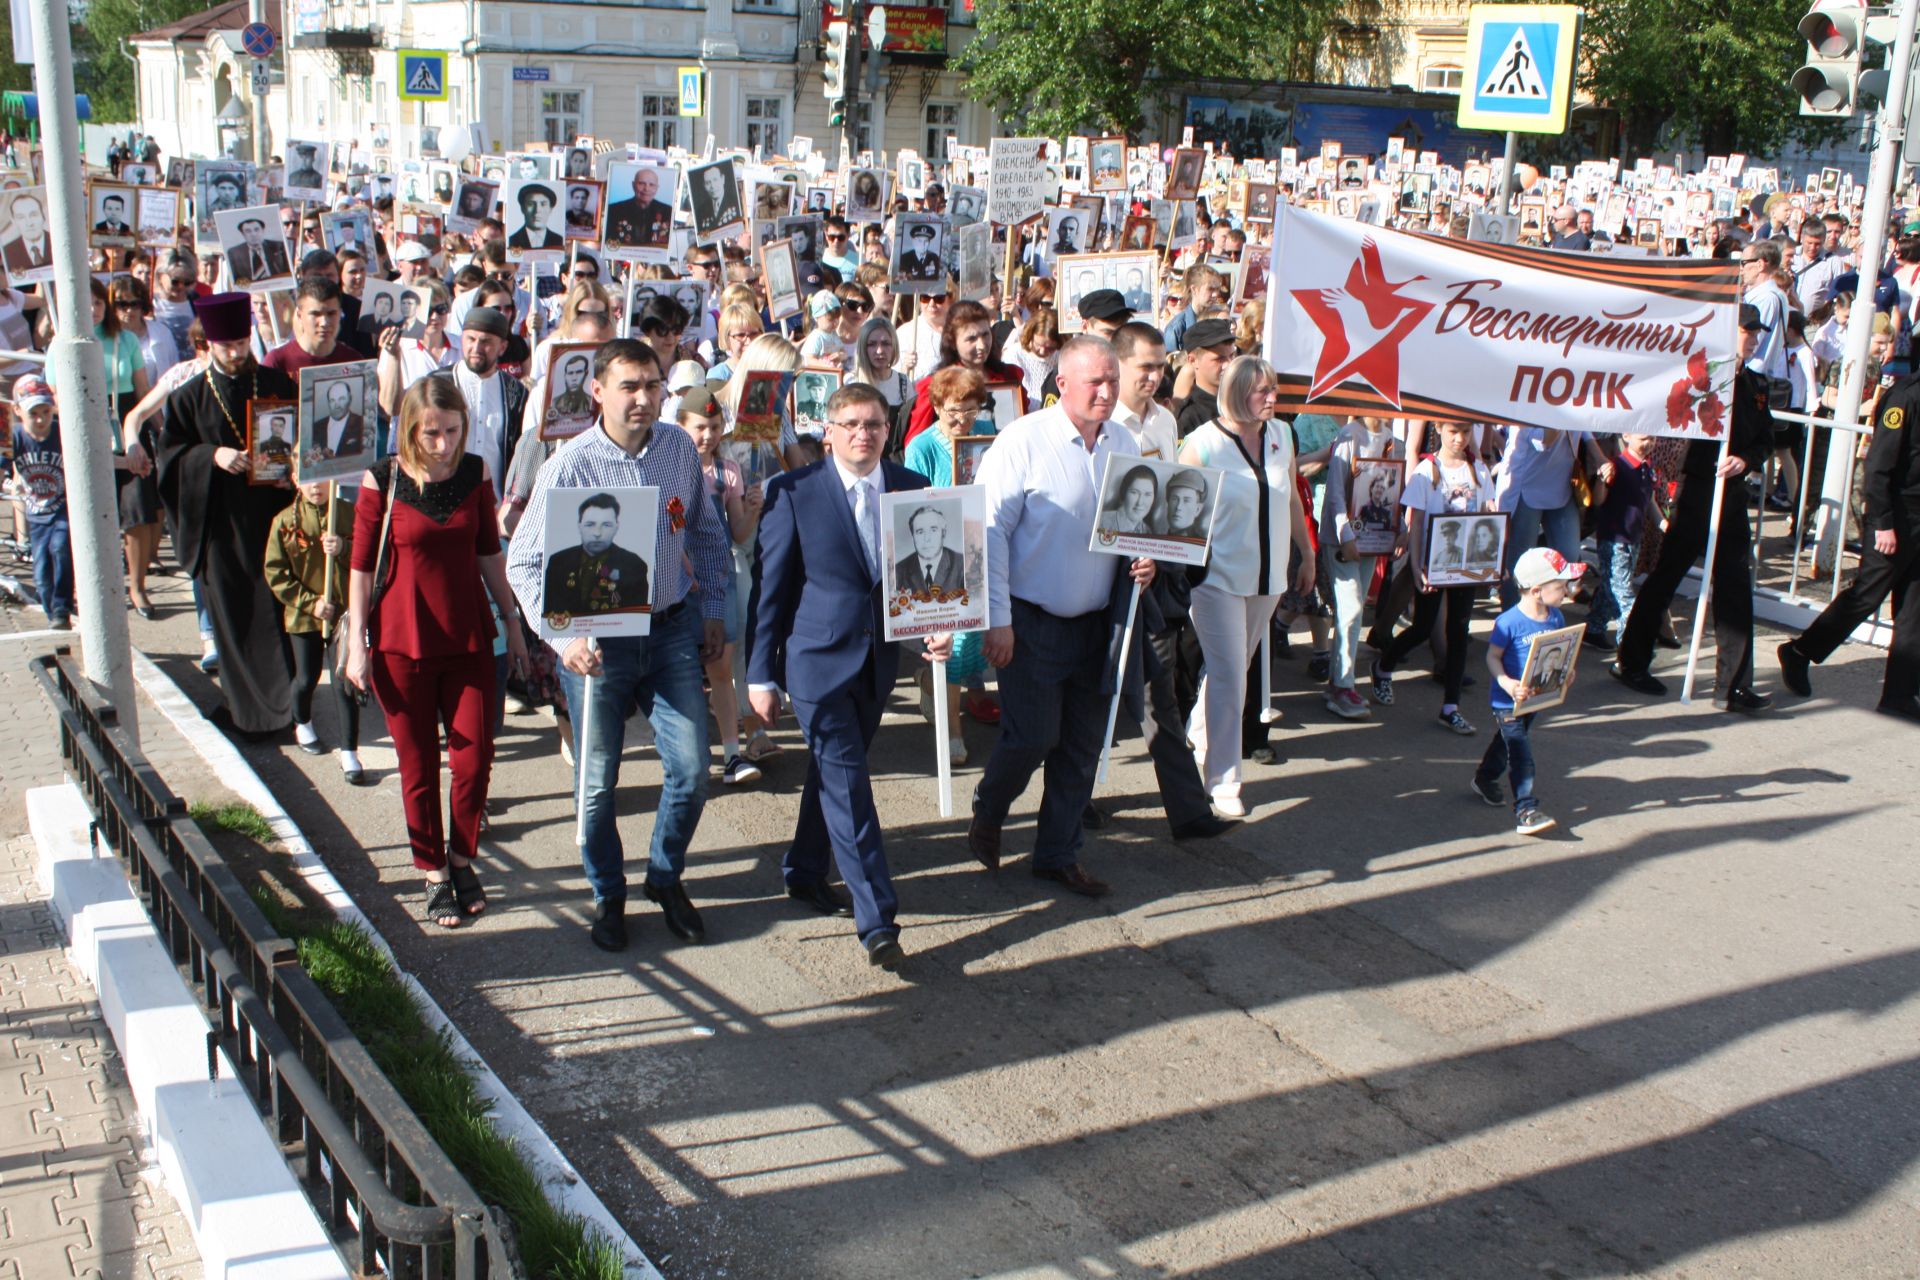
[377,280,459,413]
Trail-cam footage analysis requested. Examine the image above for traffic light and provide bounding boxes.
[1792,2,1867,116]
[823,21,849,101]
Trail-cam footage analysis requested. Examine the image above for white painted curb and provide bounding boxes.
[28,783,350,1280]
[131,651,662,1280]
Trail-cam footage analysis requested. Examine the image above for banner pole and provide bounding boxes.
[1096,580,1143,784]
[931,656,952,817]
[1259,629,1280,723]
[1494,131,1519,215]
[320,482,338,629]
[574,646,597,845]
[1679,433,1731,705]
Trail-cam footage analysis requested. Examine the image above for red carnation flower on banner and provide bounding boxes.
[666,495,686,532]
[1665,378,1694,429]
[1664,348,1730,437]
[1695,392,1726,437]
[1687,347,1710,391]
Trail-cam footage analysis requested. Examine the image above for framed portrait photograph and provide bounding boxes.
[776,214,823,264]
[1515,622,1585,713]
[751,174,795,223]
[880,486,990,642]
[986,383,1025,431]
[1426,512,1507,587]
[507,151,556,182]
[845,167,887,222]
[504,178,566,257]
[283,140,330,203]
[733,369,784,443]
[447,178,498,234]
[1166,148,1204,201]
[295,361,378,484]
[1349,456,1404,556]
[539,342,601,441]
[687,157,746,241]
[397,283,437,340]
[428,164,457,207]
[247,399,297,486]
[891,214,948,293]
[214,205,294,292]
[539,486,660,641]
[1235,244,1272,307]
[1119,215,1156,253]
[560,145,596,182]
[957,221,993,303]
[133,187,183,250]
[194,161,252,241]
[791,366,841,437]
[1054,251,1156,333]
[321,209,373,258]
[602,161,677,257]
[762,237,802,321]
[1087,453,1223,567]
[562,179,604,241]
[951,434,996,488]
[948,185,986,228]
[357,277,407,336]
[805,184,834,213]
[1088,136,1126,194]
[87,181,137,249]
[164,158,193,188]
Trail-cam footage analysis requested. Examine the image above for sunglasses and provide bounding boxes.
[825,232,848,242]
[577,305,610,317]
[430,304,451,316]
[925,294,950,304]
[843,300,871,314]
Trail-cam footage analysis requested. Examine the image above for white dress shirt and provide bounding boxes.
[980,404,1140,627]
[1112,397,1177,461]
[750,458,886,694]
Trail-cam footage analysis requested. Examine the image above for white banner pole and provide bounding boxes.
[1096,580,1144,784]
[931,657,952,817]
[574,642,597,845]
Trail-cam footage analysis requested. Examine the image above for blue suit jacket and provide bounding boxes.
[746,458,930,704]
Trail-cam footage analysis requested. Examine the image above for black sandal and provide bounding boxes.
[424,880,463,929]
[449,862,487,917]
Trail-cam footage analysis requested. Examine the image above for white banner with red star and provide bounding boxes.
[1263,204,1742,440]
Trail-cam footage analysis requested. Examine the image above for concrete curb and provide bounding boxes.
[130,651,662,1280]
[27,783,350,1280]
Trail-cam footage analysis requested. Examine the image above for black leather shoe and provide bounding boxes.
[1777,641,1812,697]
[1655,632,1685,650]
[864,932,905,969]
[1032,863,1111,897]
[967,811,1002,872]
[1081,803,1109,830]
[1171,814,1238,841]
[1875,695,1920,724]
[589,899,628,952]
[1716,687,1773,714]
[787,878,852,916]
[1609,662,1667,696]
[644,879,706,943]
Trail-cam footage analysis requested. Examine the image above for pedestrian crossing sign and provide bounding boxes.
[397,49,448,102]
[1457,4,1580,134]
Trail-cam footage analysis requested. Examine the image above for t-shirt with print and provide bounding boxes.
[1400,455,1491,515]
[10,422,66,521]
[1488,603,1567,711]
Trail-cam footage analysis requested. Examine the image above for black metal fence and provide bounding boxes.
[31,650,527,1280]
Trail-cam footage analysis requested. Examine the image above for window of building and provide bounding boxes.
[640,92,681,151]
[541,89,587,145]
[1423,64,1463,92]
[736,0,793,11]
[744,95,785,155]
[924,102,961,161]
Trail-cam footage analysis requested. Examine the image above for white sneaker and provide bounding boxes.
[948,736,968,766]
[1213,794,1247,818]
[1324,688,1371,720]
[721,754,761,785]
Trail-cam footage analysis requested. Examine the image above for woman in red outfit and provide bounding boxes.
[898,300,1026,448]
[343,376,529,928]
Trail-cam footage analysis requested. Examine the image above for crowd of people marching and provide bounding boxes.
[4,128,1917,968]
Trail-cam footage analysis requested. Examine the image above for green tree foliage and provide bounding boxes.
[73,0,205,122]
[959,0,1339,137]
[1577,0,1840,156]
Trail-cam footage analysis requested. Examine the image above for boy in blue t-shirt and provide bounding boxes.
[7,375,72,629]
[1473,547,1587,835]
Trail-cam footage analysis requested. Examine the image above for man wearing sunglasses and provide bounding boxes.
[822,215,860,280]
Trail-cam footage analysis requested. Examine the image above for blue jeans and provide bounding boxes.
[1475,710,1538,814]
[1586,538,1638,639]
[556,605,710,904]
[27,516,72,622]
[1500,499,1581,607]
[191,578,214,640]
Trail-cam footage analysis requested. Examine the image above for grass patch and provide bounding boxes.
[189,798,625,1280]
[189,799,277,845]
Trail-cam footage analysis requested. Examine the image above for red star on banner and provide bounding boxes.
[1291,237,1434,408]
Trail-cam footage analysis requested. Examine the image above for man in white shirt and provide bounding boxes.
[970,337,1157,898]
[1741,239,1790,383]
[1110,322,1177,459]
[452,307,528,497]
[899,288,950,377]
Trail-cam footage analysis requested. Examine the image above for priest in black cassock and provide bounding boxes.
[157,293,298,735]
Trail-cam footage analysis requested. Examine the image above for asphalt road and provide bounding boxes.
[91,565,1920,1278]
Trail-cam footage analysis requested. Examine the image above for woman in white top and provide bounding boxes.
[376,280,459,414]
[1000,306,1061,407]
[1177,355,1314,817]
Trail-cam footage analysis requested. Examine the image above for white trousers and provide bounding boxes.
[1188,582,1281,802]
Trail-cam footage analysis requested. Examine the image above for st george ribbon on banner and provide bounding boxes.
[1263,204,1742,441]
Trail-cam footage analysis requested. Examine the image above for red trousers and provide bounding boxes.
[371,650,496,872]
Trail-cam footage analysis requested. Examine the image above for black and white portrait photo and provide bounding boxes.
[357,277,406,336]
[1516,622,1585,713]
[948,185,986,228]
[688,158,745,240]
[1089,137,1126,193]
[761,238,802,321]
[248,400,296,486]
[539,486,661,641]
[602,162,676,256]
[564,180,604,241]
[957,222,993,303]
[540,343,601,441]
[1166,148,1203,200]
[1349,457,1404,557]
[1088,453,1221,566]
[447,178,497,234]
[508,151,556,182]
[847,168,886,222]
[505,179,565,255]
[880,487,990,642]
[215,205,294,291]
[296,361,378,483]
[88,183,136,248]
[321,210,372,258]
[892,215,947,292]
[1426,512,1507,587]
[792,367,840,436]
[283,140,330,202]
[195,162,251,240]
[777,214,823,264]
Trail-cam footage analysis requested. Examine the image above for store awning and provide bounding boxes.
[0,92,92,121]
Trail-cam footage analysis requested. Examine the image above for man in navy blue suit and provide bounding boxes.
[746,383,952,969]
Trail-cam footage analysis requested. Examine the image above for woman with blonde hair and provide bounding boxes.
[709,301,765,381]
[1177,354,1314,818]
[723,331,808,467]
[345,375,528,929]
[528,280,613,384]
[847,315,916,445]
